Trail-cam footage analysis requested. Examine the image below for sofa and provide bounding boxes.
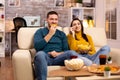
[12,27,120,80]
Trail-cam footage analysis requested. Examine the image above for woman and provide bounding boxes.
[67,18,110,64]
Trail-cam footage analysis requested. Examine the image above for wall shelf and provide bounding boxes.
[69,7,96,28]
[0,0,5,57]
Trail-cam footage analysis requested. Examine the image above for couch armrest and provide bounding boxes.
[110,48,120,65]
[12,50,34,80]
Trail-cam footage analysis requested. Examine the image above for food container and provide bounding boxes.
[64,59,84,71]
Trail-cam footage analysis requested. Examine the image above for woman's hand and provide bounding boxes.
[79,49,89,55]
[70,27,75,38]
[77,44,91,54]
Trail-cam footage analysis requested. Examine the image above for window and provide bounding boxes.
[105,0,117,39]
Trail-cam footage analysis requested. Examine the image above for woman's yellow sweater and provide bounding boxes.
[67,31,96,55]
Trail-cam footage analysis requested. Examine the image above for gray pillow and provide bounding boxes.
[29,48,36,62]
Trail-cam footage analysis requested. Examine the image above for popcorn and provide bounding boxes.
[64,59,84,71]
[50,24,57,27]
[78,44,91,51]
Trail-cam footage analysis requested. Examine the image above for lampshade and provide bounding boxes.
[83,20,89,28]
[88,20,94,28]
[83,19,94,28]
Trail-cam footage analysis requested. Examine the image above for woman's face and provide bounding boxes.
[72,20,81,32]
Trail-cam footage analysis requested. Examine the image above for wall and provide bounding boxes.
[106,0,120,49]
[95,0,105,28]
[5,0,120,51]
[5,0,71,54]
[107,0,120,49]
[5,0,70,31]
[96,0,120,49]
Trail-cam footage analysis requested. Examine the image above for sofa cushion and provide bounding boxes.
[29,48,36,58]
[18,27,40,49]
[62,27,70,35]
[18,27,63,49]
[62,27,107,47]
[29,48,37,63]
[18,27,107,49]
[84,27,107,47]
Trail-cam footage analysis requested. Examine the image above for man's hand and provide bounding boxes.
[44,26,57,42]
[48,51,62,58]
[48,26,57,36]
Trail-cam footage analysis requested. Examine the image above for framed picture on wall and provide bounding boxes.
[72,9,83,20]
[64,0,76,8]
[8,0,20,7]
[55,0,64,7]
[23,16,40,27]
[83,0,95,7]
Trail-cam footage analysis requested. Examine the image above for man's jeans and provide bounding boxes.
[34,50,92,80]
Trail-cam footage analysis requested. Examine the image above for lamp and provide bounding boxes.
[83,19,89,28]
[88,19,94,27]
[83,16,94,28]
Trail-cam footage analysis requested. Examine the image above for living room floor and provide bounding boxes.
[0,56,14,80]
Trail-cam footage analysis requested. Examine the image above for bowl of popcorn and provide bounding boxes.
[78,44,91,51]
[64,59,84,71]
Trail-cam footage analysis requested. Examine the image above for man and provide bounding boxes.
[34,11,92,80]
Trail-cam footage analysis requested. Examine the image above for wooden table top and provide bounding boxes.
[48,66,94,77]
[48,64,120,77]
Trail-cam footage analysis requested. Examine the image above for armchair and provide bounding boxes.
[12,27,120,80]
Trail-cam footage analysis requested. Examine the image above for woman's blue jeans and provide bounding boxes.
[80,45,110,64]
[34,50,92,80]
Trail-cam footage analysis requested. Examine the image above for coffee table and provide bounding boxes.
[48,66,94,80]
[48,66,120,80]
[76,75,120,80]
[77,63,120,80]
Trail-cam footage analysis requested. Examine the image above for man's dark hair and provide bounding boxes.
[47,11,58,18]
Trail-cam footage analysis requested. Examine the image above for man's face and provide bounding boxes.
[47,14,58,28]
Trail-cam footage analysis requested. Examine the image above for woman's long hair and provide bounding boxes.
[70,18,88,42]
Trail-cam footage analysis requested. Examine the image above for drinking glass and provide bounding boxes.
[70,55,78,59]
[99,54,107,65]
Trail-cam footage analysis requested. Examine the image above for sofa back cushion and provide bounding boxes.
[18,27,39,49]
[84,27,107,47]
[18,27,107,49]
[18,27,62,49]
[63,27,107,47]
[63,27,70,35]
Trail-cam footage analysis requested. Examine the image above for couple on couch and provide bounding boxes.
[34,11,110,80]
